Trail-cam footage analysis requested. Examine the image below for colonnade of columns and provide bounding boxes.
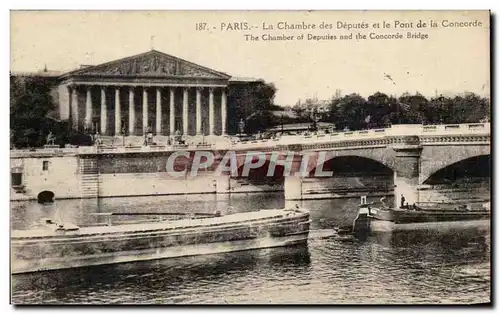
[67,85,228,137]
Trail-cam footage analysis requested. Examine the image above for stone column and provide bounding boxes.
[221,88,227,135]
[209,87,215,135]
[67,86,73,124]
[284,176,303,201]
[183,87,189,135]
[156,87,162,136]
[115,87,121,136]
[85,86,93,130]
[169,87,175,135]
[142,88,148,134]
[196,87,202,135]
[71,85,79,131]
[129,87,135,135]
[283,154,305,201]
[100,86,107,135]
[391,136,423,209]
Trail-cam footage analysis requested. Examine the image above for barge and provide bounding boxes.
[11,208,310,274]
[352,199,490,234]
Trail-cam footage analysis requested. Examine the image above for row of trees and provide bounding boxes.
[330,92,490,130]
[287,92,490,131]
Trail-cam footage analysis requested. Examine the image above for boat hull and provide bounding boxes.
[12,232,308,274]
[11,209,310,274]
[368,208,490,233]
[370,218,490,233]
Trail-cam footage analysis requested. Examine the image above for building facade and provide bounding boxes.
[58,50,231,138]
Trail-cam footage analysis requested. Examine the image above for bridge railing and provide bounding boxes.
[230,122,490,149]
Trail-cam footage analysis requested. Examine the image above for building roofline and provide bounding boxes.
[10,71,63,78]
[59,50,232,80]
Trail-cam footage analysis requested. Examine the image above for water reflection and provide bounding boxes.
[10,192,490,304]
[12,245,311,304]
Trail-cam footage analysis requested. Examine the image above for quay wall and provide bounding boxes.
[300,175,394,200]
[10,152,490,203]
[11,155,81,201]
[98,172,217,197]
[417,181,490,205]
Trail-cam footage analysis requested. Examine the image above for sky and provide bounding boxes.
[10,10,490,106]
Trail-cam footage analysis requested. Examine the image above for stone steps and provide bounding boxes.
[79,158,99,198]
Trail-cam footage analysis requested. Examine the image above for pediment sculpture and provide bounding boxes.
[78,52,225,78]
[88,56,178,76]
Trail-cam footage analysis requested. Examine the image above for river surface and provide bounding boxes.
[10,192,491,304]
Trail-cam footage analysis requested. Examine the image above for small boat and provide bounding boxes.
[356,199,490,233]
[11,208,310,274]
[334,206,371,241]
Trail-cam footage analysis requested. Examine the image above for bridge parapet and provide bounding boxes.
[10,123,490,158]
[421,123,490,135]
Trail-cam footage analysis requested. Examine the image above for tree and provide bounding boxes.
[449,92,490,123]
[397,92,427,124]
[331,93,367,131]
[227,81,277,134]
[365,92,394,128]
[10,75,57,148]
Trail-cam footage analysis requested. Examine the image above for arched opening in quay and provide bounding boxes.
[37,190,55,204]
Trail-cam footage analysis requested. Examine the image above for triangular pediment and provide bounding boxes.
[63,50,231,79]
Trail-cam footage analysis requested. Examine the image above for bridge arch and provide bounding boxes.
[234,159,286,186]
[309,155,394,177]
[307,148,396,176]
[420,145,491,184]
[422,154,491,185]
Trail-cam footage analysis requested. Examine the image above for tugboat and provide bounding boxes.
[11,207,310,274]
[336,196,371,240]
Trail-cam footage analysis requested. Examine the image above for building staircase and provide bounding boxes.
[79,157,99,198]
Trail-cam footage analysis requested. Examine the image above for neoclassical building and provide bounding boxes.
[14,50,261,143]
[60,49,232,138]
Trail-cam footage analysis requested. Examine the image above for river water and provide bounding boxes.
[10,192,491,304]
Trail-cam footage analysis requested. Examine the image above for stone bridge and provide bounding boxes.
[229,123,490,205]
[10,123,490,204]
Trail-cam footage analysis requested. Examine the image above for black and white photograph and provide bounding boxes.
[8,10,491,304]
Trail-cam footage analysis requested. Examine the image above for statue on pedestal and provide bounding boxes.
[147,126,153,144]
[94,132,102,146]
[174,129,183,144]
[46,131,56,146]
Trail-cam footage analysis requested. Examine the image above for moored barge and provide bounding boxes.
[11,208,310,274]
[363,202,490,233]
[349,197,490,235]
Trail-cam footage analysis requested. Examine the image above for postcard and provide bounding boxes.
[10,10,491,305]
